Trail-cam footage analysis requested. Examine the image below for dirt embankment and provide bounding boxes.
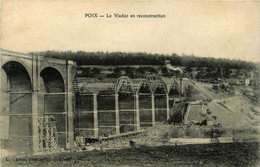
[183,79,260,127]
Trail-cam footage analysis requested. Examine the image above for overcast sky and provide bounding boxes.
[1,1,260,62]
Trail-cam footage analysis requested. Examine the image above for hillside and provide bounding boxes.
[182,79,260,127]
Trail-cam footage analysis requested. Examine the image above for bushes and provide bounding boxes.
[165,125,259,142]
[203,128,225,138]
[168,126,213,138]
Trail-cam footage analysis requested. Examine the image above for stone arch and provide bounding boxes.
[40,67,65,93]
[2,61,32,92]
[1,61,33,153]
[40,67,66,148]
[1,57,33,82]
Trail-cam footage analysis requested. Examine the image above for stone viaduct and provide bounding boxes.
[1,49,184,154]
[1,49,76,153]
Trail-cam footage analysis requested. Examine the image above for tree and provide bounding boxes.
[147,67,158,74]
[91,68,101,76]
[161,66,169,77]
[136,67,146,77]
[125,66,135,78]
[195,71,204,79]
[81,68,91,77]
[113,67,122,76]
[36,51,257,73]
[185,66,192,73]
[107,67,122,78]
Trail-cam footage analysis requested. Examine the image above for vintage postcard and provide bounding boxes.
[0,1,259,166]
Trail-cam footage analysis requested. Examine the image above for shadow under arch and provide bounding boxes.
[1,61,33,153]
[2,61,32,92]
[40,67,67,148]
[168,81,181,98]
[40,67,65,93]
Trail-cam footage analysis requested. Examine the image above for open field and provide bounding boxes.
[2,142,259,167]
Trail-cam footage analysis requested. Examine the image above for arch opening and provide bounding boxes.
[133,79,153,127]
[152,80,167,122]
[2,61,31,92]
[40,67,66,148]
[115,77,136,133]
[132,79,152,95]
[40,67,64,93]
[168,82,180,98]
[154,87,167,94]
[1,61,32,153]
[152,80,167,95]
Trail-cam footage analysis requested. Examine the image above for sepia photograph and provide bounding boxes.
[0,1,260,166]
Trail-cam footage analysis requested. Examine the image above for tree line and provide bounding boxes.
[35,51,257,71]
